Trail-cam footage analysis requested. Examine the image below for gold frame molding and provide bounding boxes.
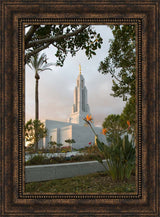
[0,0,159,216]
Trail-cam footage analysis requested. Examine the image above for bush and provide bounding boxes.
[25,152,105,166]
[60,146,71,153]
[96,134,135,182]
[25,154,48,165]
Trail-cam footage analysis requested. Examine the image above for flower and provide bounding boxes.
[88,142,91,145]
[127,120,130,127]
[86,114,93,122]
[127,120,131,130]
[101,128,108,135]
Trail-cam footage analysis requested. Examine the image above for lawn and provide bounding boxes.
[25,172,136,193]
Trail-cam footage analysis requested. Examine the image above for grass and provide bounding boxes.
[25,172,136,193]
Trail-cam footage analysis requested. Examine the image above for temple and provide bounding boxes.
[68,65,91,125]
[39,66,105,149]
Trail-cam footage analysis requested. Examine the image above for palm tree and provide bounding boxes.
[28,52,53,151]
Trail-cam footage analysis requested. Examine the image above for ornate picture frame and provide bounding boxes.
[0,0,159,216]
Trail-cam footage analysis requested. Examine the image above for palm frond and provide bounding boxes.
[27,52,54,73]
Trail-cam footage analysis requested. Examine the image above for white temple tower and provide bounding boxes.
[68,65,92,125]
[39,65,106,150]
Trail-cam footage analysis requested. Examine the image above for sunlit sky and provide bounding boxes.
[25,25,126,127]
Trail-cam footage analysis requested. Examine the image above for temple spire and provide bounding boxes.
[68,66,91,125]
[79,64,81,75]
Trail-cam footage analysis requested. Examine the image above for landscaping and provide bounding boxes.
[24,25,136,194]
[25,171,136,193]
[25,153,102,165]
[25,116,136,193]
[25,145,104,165]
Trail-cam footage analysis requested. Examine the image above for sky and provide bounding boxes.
[25,25,126,127]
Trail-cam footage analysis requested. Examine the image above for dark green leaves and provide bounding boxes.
[98,25,136,100]
[96,134,135,182]
[25,119,47,147]
[25,25,103,66]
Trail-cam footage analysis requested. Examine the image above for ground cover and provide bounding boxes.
[25,146,104,165]
[25,172,136,193]
[25,153,104,165]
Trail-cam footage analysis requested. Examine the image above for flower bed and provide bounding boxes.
[25,152,104,166]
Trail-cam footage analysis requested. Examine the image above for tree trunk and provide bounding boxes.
[35,72,40,152]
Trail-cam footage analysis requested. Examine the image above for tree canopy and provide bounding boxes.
[28,52,53,121]
[102,114,123,143]
[65,139,76,144]
[25,25,103,65]
[99,25,136,135]
[25,119,47,151]
[98,25,136,101]
[120,95,136,133]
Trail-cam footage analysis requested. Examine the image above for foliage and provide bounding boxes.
[65,139,76,144]
[57,143,63,148]
[102,114,123,143]
[48,141,57,150]
[84,144,104,157]
[83,114,135,181]
[65,139,76,151]
[25,25,103,65]
[25,171,136,193]
[47,141,63,153]
[28,52,53,74]
[60,146,72,153]
[25,119,47,151]
[48,141,57,147]
[27,52,53,121]
[25,144,35,154]
[98,25,136,136]
[120,95,136,134]
[102,97,136,138]
[25,152,104,166]
[25,154,48,165]
[98,25,136,100]
[96,134,135,181]
[27,53,53,151]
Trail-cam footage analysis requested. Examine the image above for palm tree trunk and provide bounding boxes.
[35,72,40,152]
[35,73,39,120]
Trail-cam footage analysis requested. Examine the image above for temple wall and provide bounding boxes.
[59,125,72,145]
[38,72,107,150]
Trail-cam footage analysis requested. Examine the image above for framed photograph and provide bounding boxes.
[0,0,159,216]
[24,24,136,194]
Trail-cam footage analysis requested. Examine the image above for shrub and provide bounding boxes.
[60,146,71,153]
[96,134,135,182]
[25,154,48,165]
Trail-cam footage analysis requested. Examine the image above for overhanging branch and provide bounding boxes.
[25,25,89,49]
[25,43,50,64]
[25,25,40,47]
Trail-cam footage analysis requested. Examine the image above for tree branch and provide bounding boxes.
[110,71,124,84]
[25,25,89,49]
[25,43,50,64]
[25,25,40,47]
[52,43,66,53]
